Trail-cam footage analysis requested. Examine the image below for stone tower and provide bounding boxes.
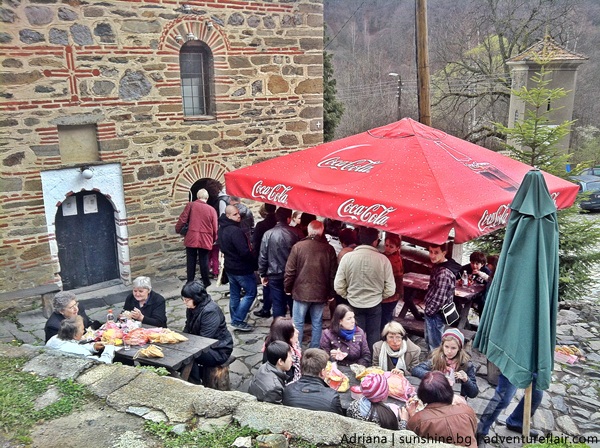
[507,36,587,152]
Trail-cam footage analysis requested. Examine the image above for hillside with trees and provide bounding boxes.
[324,0,600,162]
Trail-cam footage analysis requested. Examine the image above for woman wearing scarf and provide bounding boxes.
[320,304,371,366]
[347,373,399,430]
[372,321,421,374]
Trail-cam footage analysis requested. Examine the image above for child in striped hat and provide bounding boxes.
[346,373,400,430]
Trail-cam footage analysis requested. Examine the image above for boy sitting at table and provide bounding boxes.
[461,251,491,285]
[461,251,491,315]
[248,341,293,404]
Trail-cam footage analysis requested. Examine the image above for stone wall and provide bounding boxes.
[1,343,452,448]
[0,0,324,292]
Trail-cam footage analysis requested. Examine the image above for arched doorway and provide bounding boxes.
[189,177,224,213]
[55,191,120,290]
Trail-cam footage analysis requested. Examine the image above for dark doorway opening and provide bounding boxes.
[189,177,223,214]
[55,191,120,290]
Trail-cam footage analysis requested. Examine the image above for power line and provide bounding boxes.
[324,1,366,51]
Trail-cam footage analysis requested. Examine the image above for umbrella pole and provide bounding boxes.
[522,383,532,438]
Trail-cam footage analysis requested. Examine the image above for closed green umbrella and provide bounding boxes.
[474,169,559,431]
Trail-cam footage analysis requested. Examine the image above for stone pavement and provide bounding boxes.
[1,278,599,448]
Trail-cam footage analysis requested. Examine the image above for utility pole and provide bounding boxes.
[396,74,402,121]
[389,72,402,121]
[415,0,431,126]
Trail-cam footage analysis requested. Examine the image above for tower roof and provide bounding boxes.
[508,35,588,63]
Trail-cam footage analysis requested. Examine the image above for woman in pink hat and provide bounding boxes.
[411,328,479,398]
[346,373,399,430]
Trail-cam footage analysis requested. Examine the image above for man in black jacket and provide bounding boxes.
[252,203,277,318]
[258,207,301,318]
[282,348,343,414]
[218,205,257,332]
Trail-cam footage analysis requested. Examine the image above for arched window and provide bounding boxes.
[180,40,214,117]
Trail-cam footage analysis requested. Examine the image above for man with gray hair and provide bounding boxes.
[218,204,257,331]
[176,188,218,286]
[284,220,337,347]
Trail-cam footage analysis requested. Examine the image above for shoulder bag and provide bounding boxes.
[442,301,459,325]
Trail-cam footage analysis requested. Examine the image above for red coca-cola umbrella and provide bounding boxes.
[224,118,579,244]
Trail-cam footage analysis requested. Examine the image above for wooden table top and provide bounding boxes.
[403,272,485,300]
[115,331,218,372]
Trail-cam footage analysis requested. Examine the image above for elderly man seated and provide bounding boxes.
[46,316,116,364]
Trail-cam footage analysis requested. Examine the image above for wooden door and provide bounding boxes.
[55,191,120,290]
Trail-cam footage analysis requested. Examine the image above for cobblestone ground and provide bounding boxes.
[1,212,598,447]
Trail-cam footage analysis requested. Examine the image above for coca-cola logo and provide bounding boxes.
[251,181,292,205]
[337,199,396,226]
[478,204,511,232]
[317,157,383,173]
[310,144,385,185]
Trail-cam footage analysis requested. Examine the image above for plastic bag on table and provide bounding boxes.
[324,361,350,392]
[384,371,415,401]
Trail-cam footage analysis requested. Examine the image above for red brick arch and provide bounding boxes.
[172,160,230,202]
[158,16,231,56]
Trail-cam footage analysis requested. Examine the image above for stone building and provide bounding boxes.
[0,0,324,294]
[507,36,587,152]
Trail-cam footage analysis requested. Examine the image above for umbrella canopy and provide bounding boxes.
[225,118,578,243]
[473,169,559,390]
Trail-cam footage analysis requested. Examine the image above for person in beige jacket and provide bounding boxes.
[334,227,395,350]
[372,321,421,374]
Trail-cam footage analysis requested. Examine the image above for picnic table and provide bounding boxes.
[114,331,218,381]
[399,272,485,331]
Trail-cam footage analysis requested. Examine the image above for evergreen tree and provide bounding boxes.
[475,59,600,301]
[323,31,344,142]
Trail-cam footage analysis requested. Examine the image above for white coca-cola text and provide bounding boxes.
[251,181,292,204]
[317,157,382,173]
[478,204,510,232]
[337,199,395,226]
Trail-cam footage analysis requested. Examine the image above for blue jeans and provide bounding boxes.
[293,301,325,348]
[424,312,445,351]
[269,277,293,318]
[228,273,257,325]
[477,373,543,435]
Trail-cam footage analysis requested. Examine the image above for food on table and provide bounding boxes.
[134,344,164,359]
[350,384,363,400]
[324,361,350,392]
[146,328,188,344]
[386,371,416,401]
[82,327,95,340]
[101,327,124,345]
[352,365,385,380]
[124,328,150,346]
[407,394,426,412]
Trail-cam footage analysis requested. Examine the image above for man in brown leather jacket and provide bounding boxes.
[285,220,338,348]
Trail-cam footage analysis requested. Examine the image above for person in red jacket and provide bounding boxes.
[176,189,218,287]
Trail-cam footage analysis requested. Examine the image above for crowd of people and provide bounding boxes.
[44,188,528,448]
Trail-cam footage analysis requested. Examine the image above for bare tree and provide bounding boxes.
[429,0,581,144]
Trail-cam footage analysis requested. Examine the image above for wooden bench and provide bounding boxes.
[0,284,61,318]
[395,316,425,337]
[202,355,236,391]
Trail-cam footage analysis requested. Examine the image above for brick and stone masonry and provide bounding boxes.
[0,0,324,294]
